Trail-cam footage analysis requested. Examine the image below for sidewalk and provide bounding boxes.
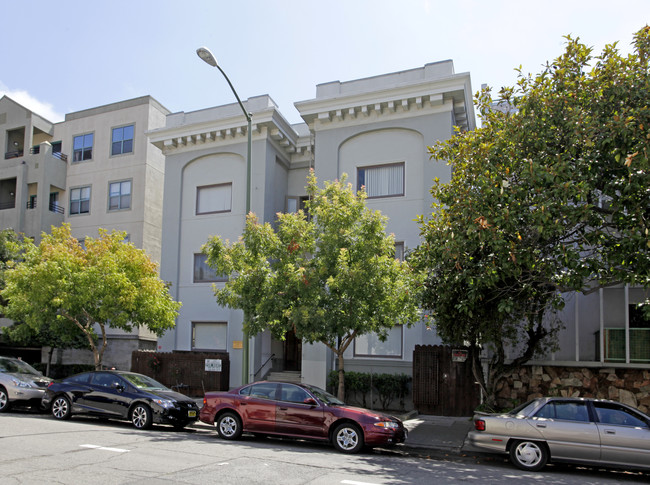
[398,413,475,454]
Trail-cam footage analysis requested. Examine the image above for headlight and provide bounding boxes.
[153,399,176,409]
[10,377,32,388]
[374,421,399,429]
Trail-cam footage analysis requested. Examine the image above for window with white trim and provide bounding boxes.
[394,242,405,261]
[192,322,227,351]
[354,325,403,358]
[196,183,232,214]
[357,162,404,198]
[70,186,91,215]
[108,180,131,210]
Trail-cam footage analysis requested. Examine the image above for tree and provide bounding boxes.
[414,27,650,409]
[203,171,421,400]
[1,225,181,370]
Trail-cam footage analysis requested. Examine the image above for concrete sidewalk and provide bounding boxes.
[398,413,474,454]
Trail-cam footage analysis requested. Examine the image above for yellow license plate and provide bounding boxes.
[188,410,197,417]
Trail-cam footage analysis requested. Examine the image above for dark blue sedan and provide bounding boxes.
[42,370,199,430]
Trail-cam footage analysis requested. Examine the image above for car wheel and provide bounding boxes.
[51,396,72,420]
[216,412,242,440]
[509,440,548,471]
[332,422,364,453]
[0,386,10,413]
[131,404,153,430]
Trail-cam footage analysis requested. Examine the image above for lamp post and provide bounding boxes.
[197,46,252,384]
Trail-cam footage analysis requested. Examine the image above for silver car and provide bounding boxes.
[0,356,52,412]
[468,397,650,471]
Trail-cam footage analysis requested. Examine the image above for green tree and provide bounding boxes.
[203,171,421,399]
[1,224,181,370]
[414,27,650,409]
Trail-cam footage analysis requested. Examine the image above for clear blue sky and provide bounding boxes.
[1,0,647,125]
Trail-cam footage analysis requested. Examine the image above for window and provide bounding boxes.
[196,183,232,214]
[70,186,91,215]
[111,124,134,156]
[193,253,227,283]
[535,401,589,422]
[287,196,309,213]
[243,383,278,400]
[357,162,404,198]
[394,242,405,261]
[594,402,649,427]
[73,133,93,162]
[109,180,131,210]
[354,325,403,357]
[279,384,310,403]
[191,322,227,351]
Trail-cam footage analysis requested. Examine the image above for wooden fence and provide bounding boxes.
[131,351,229,397]
[412,345,480,416]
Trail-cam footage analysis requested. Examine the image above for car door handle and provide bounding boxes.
[605,429,616,435]
[279,407,288,410]
[240,402,247,406]
[536,424,546,428]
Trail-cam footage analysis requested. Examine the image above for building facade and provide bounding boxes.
[0,95,170,368]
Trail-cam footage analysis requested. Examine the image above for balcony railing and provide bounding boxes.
[26,198,37,209]
[4,150,23,159]
[29,146,68,162]
[596,328,650,363]
[49,202,64,214]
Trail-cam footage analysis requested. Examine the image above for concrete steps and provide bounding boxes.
[265,371,302,383]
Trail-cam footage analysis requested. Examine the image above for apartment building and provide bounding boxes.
[0,95,170,368]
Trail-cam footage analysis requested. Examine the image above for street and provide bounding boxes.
[0,410,648,484]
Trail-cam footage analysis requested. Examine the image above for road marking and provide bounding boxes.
[341,481,381,485]
[80,444,130,453]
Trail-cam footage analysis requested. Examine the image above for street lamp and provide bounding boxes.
[197,46,252,384]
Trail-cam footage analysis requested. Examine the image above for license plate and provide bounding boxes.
[188,410,197,418]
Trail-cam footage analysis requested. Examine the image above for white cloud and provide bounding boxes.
[0,83,64,122]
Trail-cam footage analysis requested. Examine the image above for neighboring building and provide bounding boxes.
[148,61,475,389]
[0,95,170,369]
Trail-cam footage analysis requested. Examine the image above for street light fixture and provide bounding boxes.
[197,46,252,384]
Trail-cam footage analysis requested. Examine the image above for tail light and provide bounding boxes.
[474,419,486,431]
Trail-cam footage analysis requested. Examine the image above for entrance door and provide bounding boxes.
[283,330,302,371]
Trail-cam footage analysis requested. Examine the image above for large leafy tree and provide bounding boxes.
[414,27,650,408]
[1,225,181,369]
[204,171,421,399]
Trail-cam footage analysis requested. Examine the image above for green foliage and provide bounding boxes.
[414,27,650,406]
[328,371,412,410]
[1,224,181,369]
[204,171,421,399]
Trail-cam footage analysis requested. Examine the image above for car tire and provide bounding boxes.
[131,404,153,430]
[216,412,242,440]
[509,440,548,471]
[51,395,72,420]
[0,386,10,413]
[332,422,364,454]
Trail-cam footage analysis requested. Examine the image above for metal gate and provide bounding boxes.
[412,345,480,416]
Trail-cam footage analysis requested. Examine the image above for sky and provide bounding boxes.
[1,0,648,125]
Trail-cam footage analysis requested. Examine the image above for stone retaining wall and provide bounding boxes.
[496,366,650,414]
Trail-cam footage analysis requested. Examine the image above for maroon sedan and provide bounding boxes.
[200,381,407,453]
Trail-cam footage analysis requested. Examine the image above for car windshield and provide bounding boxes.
[506,399,540,417]
[304,385,345,406]
[0,357,42,376]
[119,373,169,391]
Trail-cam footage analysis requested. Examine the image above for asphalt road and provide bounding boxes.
[1,410,648,484]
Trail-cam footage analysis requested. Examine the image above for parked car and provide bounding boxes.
[199,380,407,453]
[469,396,650,471]
[0,356,52,412]
[42,370,199,430]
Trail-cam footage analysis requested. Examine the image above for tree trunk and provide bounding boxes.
[46,347,54,377]
[337,352,345,401]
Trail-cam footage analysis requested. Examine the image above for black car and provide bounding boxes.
[42,370,199,430]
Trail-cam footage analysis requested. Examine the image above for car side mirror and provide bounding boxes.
[304,398,317,406]
[114,384,125,392]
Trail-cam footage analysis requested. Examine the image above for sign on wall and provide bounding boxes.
[205,359,222,372]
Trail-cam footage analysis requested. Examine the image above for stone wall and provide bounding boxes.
[496,365,650,414]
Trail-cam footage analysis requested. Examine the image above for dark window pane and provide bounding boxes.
[80,200,90,213]
[112,141,121,156]
[122,139,133,153]
[121,194,131,208]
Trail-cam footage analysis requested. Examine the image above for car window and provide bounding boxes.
[595,403,649,428]
[119,373,167,390]
[0,357,42,376]
[535,401,590,422]
[248,383,278,400]
[66,373,91,384]
[92,373,120,388]
[508,399,539,417]
[279,384,310,404]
